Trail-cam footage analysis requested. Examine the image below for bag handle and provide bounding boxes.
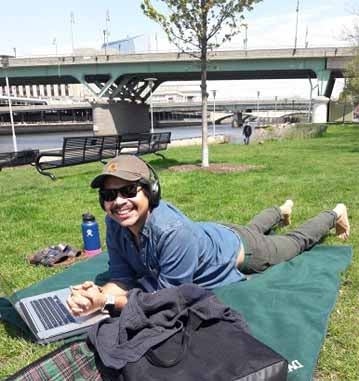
[145,312,202,368]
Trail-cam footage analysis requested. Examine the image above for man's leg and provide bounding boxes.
[237,204,349,274]
[247,200,293,234]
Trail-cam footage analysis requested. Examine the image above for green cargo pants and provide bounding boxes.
[231,207,337,274]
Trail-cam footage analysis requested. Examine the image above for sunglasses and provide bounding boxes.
[99,183,140,202]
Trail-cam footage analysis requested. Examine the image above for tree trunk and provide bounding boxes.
[200,2,209,168]
[201,55,209,167]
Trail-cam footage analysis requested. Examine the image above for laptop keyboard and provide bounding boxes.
[30,295,76,330]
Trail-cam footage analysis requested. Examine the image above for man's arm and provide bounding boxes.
[67,280,129,316]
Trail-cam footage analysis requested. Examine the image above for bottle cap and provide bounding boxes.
[82,213,95,222]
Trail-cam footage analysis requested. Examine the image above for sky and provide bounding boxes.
[1,0,357,99]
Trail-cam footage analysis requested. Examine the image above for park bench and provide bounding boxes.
[35,131,171,180]
[35,135,118,180]
[0,149,39,171]
[119,131,171,159]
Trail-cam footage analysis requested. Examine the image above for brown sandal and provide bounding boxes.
[27,244,83,267]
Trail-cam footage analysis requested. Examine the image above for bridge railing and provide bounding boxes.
[7,46,354,66]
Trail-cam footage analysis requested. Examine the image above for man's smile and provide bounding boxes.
[111,205,135,219]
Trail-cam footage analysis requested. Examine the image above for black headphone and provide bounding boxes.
[141,160,161,208]
[98,158,161,210]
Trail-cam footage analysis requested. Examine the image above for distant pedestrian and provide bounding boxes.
[243,125,252,144]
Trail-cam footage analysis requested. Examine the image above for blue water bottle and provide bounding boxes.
[81,213,102,257]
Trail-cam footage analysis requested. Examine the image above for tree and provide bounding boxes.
[342,54,359,105]
[141,0,261,167]
[341,9,359,104]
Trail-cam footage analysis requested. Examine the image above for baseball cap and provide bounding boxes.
[91,155,151,188]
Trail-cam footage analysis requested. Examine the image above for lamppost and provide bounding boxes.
[1,55,17,152]
[52,37,58,56]
[293,0,300,50]
[211,89,217,136]
[145,78,157,133]
[243,24,248,52]
[70,12,75,53]
[256,90,260,114]
[103,30,107,55]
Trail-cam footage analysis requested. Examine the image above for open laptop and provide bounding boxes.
[0,273,109,344]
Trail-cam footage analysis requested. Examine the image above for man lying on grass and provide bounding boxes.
[67,155,350,316]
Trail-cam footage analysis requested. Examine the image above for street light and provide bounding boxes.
[293,0,300,50]
[145,78,157,133]
[256,90,260,114]
[1,55,17,152]
[211,89,217,136]
[103,30,107,55]
[52,37,58,56]
[70,12,75,53]
[242,24,248,52]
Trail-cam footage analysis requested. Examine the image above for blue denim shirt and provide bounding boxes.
[106,200,245,291]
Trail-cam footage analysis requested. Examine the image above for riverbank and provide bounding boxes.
[0,122,92,135]
[0,122,328,153]
[0,123,236,152]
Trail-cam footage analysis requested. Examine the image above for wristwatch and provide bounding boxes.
[101,294,116,314]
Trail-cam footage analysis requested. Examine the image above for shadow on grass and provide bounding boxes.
[35,165,110,183]
[146,157,201,171]
[0,297,34,342]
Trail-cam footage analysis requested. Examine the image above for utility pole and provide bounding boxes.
[103,30,107,55]
[106,9,111,40]
[243,24,248,51]
[70,12,75,53]
[304,26,309,48]
[52,37,58,56]
[294,0,300,50]
[155,33,158,51]
[102,10,111,55]
[52,38,61,77]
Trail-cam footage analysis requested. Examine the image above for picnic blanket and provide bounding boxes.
[0,245,352,381]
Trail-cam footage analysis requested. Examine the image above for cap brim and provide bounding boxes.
[91,170,143,188]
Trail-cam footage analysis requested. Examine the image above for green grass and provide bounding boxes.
[0,124,358,379]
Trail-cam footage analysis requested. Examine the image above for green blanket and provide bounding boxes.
[0,245,352,381]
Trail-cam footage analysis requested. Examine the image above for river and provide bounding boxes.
[0,123,245,153]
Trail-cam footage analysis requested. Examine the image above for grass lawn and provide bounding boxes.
[0,124,358,379]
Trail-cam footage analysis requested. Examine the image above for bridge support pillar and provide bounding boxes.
[92,101,150,135]
[312,96,329,123]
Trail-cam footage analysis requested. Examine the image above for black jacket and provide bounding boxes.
[87,284,249,370]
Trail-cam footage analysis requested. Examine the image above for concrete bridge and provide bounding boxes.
[153,99,310,112]
[1,47,354,133]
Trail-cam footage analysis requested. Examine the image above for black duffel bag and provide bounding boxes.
[118,311,287,381]
[91,286,288,381]
[94,310,287,381]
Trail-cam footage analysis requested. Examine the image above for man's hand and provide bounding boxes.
[67,281,105,316]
